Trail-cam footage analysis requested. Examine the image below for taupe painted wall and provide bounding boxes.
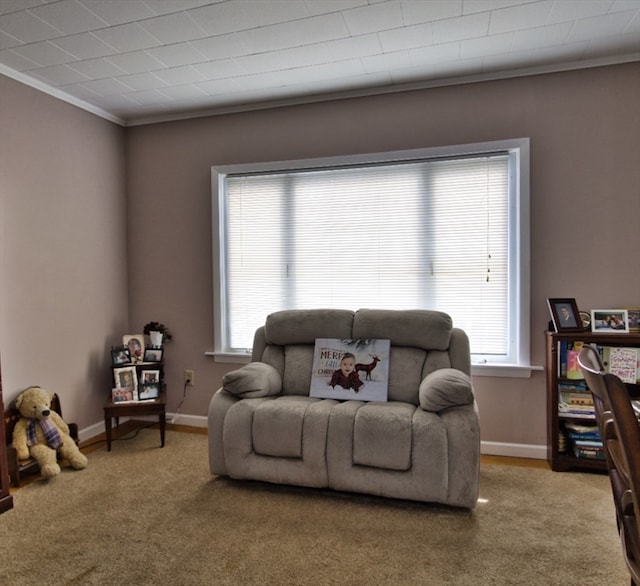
[125,63,639,451]
[0,75,128,429]
[1,63,638,452]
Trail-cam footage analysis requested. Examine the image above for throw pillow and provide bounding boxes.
[222,362,282,398]
[419,368,473,412]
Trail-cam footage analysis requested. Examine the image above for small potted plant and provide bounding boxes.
[143,321,172,346]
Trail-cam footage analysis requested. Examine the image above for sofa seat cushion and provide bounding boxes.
[220,395,337,488]
[253,396,309,458]
[353,402,414,471]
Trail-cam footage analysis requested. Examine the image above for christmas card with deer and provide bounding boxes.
[310,338,390,402]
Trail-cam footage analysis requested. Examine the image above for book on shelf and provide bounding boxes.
[557,340,586,379]
[573,445,606,460]
[600,346,640,384]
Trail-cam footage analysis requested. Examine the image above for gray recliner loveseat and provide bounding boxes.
[208,308,480,508]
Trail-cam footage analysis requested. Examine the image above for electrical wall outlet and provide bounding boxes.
[184,369,194,386]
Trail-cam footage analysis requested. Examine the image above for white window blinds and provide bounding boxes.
[220,152,513,359]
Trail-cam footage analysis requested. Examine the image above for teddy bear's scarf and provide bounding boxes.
[26,418,63,449]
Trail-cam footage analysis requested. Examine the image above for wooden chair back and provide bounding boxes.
[578,347,640,586]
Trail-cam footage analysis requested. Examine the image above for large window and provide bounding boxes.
[212,139,530,373]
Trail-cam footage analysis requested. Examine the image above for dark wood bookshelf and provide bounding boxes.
[546,331,640,473]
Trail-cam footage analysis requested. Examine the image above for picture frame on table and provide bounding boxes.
[111,387,135,403]
[547,298,584,332]
[623,307,640,333]
[123,334,145,362]
[591,310,629,333]
[143,347,164,362]
[140,369,160,385]
[111,345,131,365]
[138,382,160,401]
[114,366,138,393]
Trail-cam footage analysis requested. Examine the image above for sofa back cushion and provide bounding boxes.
[255,308,460,405]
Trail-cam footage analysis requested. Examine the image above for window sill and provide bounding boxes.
[471,363,544,378]
[208,352,543,378]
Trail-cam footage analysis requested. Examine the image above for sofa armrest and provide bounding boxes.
[419,368,474,412]
[222,362,282,398]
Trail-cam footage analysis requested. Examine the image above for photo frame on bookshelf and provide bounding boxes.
[547,298,584,332]
[591,309,629,333]
[111,345,131,366]
[138,383,160,401]
[623,307,640,333]
[143,347,163,362]
[113,366,138,393]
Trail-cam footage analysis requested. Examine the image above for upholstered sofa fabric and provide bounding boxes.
[208,309,480,508]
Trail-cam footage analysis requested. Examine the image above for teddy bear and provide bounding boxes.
[12,386,88,479]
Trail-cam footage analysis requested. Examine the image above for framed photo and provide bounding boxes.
[123,334,145,362]
[143,347,164,362]
[113,366,138,392]
[138,382,160,401]
[111,387,135,403]
[591,309,629,333]
[547,298,584,332]
[623,307,640,333]
[140,369,160,384]
[111,345,131,365]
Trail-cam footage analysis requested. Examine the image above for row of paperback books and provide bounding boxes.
[562,421,605,461]
[558,341,640,384]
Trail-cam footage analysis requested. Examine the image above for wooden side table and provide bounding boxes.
[103,388,166,451]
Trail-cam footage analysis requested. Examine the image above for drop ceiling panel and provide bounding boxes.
[0,0,637,126]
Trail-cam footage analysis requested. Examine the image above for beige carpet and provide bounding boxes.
[0,428,628,585]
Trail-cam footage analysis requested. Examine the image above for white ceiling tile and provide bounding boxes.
[152,65,207,85]
[342,1,404,35]
[409,42,461,65]
[234,45,330,75]
[106,50,165,75]
[462,1,532,16]
[80,76,135,95]
[568,9,640,42]
[117,71,168,91]
[460,31,514,58]
[93,22,162,52]
[0,9,61,43]
[78,0,156,26]
[10,40,77,67]
[190,33,251,60]
[239,13,350,54]
[192,58,246,80]
[511,22,572,52]
[30,63,89,85]
[488,0,553,34]
[139,12,207,45]
[189,0,311,36]
[323,34,382,61]
[400,0,462,25]
[0,0,48,14]
[547,0,614,24]
[68,57,128,79]
[157,83,208,99]
[304,0,368,17]
[144,0,214,17]
[0,29,22,50]
[0,47,40,70]
[378,22,433,52]
[361,50,412,73]
[146,42,208,67]
[50,31,118,59]
[432,12,491,44]
[29,0,108,35]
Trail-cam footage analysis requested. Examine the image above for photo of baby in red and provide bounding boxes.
[329,353,364,392]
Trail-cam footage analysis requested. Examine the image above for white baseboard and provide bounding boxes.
[481,441,547,460]
[79,413,208,441]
